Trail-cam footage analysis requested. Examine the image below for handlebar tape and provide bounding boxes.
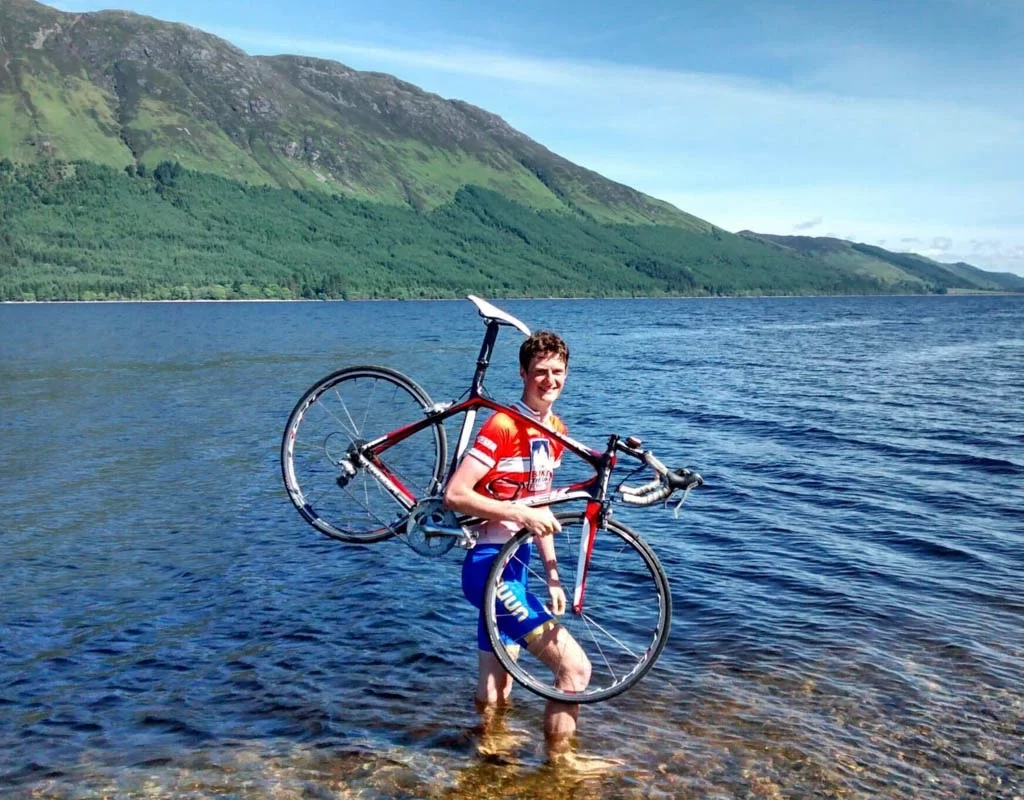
[619,467,703,506]
[619,477,662,496]
[619,483,673,506]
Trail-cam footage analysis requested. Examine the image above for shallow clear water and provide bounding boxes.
[1,296,1022,798]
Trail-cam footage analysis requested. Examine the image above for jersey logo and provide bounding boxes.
[528,438,555,492]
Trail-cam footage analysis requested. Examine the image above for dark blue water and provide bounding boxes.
[1,296,1022,798]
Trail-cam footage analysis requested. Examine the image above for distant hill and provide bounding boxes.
[0,0,1019,300]
[738,232,1024,294]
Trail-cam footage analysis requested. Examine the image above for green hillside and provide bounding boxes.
[740,232,1024,294]
[1,159,885,301]
[0,0,1019,300]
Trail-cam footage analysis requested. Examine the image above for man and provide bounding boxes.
[444,330,591,757]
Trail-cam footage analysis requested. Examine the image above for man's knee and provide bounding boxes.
[529,628,591,691]
[560,649,591,691]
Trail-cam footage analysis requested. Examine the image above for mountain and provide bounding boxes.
[0,0,705,228]
[739,232,1024,294]
[0,0,1019,300]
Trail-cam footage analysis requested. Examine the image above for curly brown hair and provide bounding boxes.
[519,330,569,371]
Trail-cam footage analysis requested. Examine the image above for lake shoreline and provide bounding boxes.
[3,289,1021,305]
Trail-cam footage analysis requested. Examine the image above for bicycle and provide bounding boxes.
[281,295,703,703]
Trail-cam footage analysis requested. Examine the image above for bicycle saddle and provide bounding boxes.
[468,295,531,336]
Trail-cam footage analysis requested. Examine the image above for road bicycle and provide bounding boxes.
[281,295,703,703]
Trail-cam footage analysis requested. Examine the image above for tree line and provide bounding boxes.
[0,159,890,302]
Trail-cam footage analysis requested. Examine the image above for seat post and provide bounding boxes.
[471,321,500,396]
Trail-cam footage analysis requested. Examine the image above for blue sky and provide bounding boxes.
[54,0,1024,275]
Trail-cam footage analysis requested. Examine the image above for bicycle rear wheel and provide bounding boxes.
[482,512,671,704]
[281,366,447,543]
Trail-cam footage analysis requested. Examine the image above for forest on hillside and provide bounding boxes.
[0,160,910,301]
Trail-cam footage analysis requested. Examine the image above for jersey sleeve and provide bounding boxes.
[466,412,513,470]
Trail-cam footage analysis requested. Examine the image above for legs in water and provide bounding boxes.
[474,625,591,760]
[474,649,520,760]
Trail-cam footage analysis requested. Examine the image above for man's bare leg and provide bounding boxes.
[475,648,515,706]
[474,648,526,759]
[526,625,591,757]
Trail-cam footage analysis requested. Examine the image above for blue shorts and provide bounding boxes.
[462,541,554,652]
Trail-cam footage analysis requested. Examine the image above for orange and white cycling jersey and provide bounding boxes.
[466,401,565,542]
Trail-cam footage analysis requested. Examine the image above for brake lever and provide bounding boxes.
[668,485,694,518]
[666,468,702,517]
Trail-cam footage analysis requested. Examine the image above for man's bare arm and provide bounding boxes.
[444,455,562,537]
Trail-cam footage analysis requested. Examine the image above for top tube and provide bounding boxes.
[468,295,531,336]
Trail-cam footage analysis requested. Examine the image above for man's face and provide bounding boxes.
[520,352,567,411]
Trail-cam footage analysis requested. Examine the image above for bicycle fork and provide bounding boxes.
[571,442,617,615]
[571,501,601,615]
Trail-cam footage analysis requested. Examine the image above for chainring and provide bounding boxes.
[404,498,462,557]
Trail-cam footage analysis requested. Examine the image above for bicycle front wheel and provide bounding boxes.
[482,512,671,704]
[281,366,447,543]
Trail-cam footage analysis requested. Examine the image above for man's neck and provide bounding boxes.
[517,397,552,420]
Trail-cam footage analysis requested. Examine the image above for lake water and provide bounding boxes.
[1,295,1022,799]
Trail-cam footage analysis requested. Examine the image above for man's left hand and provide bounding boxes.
[548,583,566,616]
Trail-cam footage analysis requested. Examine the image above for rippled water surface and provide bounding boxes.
[2,296,1022,799]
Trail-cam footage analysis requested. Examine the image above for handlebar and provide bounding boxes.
[616,442,703,507]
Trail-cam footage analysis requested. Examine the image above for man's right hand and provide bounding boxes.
[518,505,562,536]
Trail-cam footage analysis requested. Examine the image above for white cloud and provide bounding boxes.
[222,28,1024,184]
[215,30,591,89]
[656,183,1024,274]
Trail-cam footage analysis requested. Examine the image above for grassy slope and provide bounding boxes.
[0,48,644,221]
[0,94,38,160]
[741,232,1024,293]
[943,261,1024,291]
[0,0,707,229]
[0,160,874,301]
[20,72,132,165]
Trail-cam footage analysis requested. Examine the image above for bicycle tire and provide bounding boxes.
[482,511,671,704]
[281,365,447,543]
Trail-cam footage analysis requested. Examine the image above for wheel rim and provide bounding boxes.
[282,369,445,541]
[485,514,671,703]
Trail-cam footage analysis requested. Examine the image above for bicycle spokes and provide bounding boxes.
[281,367,446,543]
[484,512,671,704]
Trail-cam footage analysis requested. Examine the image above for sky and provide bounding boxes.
[53,0,1024,275]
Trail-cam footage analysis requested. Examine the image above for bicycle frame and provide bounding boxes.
[345,314,631,614]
